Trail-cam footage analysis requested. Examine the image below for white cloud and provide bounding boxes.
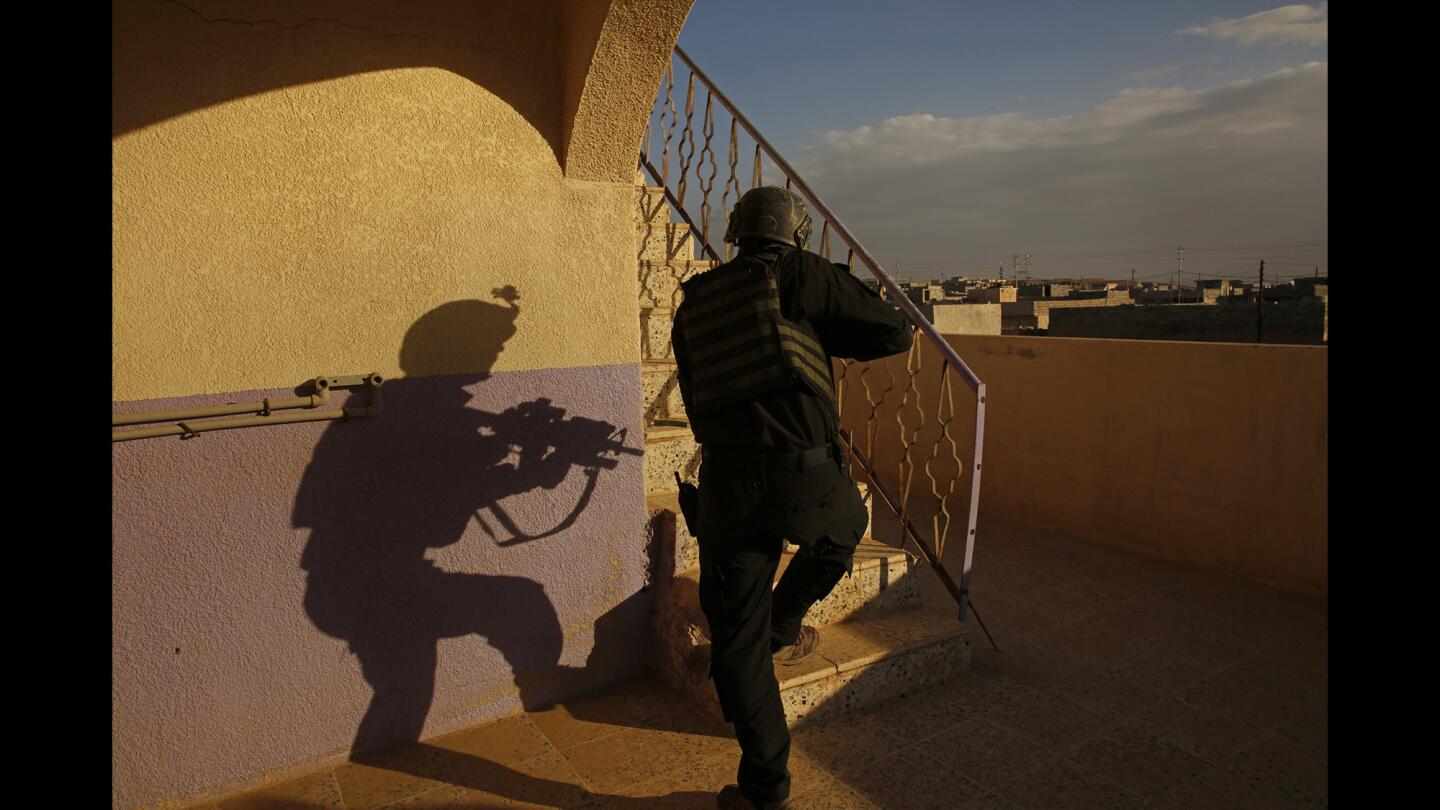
[1127,64,1183,84]
[1180,4,1328,46]
[795,63,1327,274]
[809,62,1325,169]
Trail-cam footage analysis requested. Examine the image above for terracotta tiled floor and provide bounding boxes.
[202,515,1326,809]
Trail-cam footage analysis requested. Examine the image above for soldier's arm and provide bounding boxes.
[803,257,914,361]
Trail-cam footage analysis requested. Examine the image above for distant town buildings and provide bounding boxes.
[869,268,1327,345]
[966,285,1017,304]
[929,302,1001,335]
[1018,282,1073,299]
[903,283,948,308]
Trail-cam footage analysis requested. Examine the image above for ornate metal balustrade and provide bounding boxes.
[640,47,991,634]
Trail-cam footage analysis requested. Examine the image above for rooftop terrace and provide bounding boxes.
[199,514,1326,809]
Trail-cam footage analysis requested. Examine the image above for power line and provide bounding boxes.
[1023,241,1326,259]
[1183,241,1327,251]
[897,243,1327,268]
[963,254,1327,271]
[1026,248,1177,259]
[889,260,1327,282]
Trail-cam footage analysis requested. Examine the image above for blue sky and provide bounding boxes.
[670,2,1328,282]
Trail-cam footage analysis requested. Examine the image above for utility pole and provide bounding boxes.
[1131,268,1135,289]
[1024,252,1031,281]
[1175,246,1184,303]
[1257,260,1265,343]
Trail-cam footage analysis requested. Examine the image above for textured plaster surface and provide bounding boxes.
[113,0,565,144]
[112,365,646,809]
[563,0,696,181]
[840,336,1328,593]
[112,0,689,401]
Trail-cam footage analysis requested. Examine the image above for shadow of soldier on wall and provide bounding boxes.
[292,287,641,757]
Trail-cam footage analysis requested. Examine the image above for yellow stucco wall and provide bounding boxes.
[840,335,1328,594]
[112,0,694,401]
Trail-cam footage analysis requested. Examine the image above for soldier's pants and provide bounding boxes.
[691,443,858,801]
[698,533,853,805]
[696,451,861,805]
[698,530,790,804]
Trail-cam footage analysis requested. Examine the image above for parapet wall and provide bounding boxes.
[838,335,1327,594]
[1048,300,1326,344]
[1002,297,1133,331]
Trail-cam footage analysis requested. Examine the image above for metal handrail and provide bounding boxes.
[640,154,722,265]
[672,49,984,391]
[647,48,989,629]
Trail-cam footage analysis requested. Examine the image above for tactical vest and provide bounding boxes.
[676,249,837,419]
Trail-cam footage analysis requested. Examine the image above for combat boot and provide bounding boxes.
[716,784,793,809]
[771,625,819,666]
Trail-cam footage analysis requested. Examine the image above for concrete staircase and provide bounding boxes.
[635,177,707,493]
[634,176,971,727]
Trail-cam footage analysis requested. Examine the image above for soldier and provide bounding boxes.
[671,186,914,809]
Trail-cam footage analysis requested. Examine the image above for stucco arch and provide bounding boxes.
[560,0,697,182]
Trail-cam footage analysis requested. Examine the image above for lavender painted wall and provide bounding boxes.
[113,362,646,807]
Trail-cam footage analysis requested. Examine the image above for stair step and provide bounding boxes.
[661,606,971,727]
[636,185,671,226]
[643,360,685,425]
[637,222,696,264]
[646,478,941,726]
[639,306,676,361]
[645,423,694,443]
[647,490,700,576]
[640,259,717,268]
[644,423,699,495]
[638,259,717,310]
[652,537,919,628]
[776,540,919,626]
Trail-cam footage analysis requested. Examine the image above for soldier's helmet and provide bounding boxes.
[723,186,813,250]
